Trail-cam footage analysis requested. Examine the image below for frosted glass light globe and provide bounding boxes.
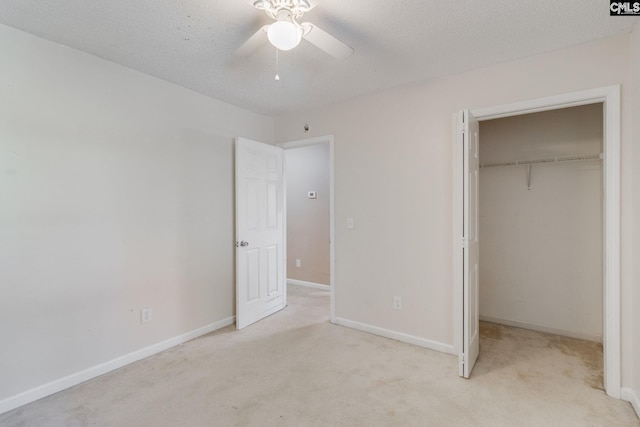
[267,21,302,51]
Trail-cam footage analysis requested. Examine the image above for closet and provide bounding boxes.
[478,103,603,342]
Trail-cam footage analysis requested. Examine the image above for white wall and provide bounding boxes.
[285,144,330,285]
[0,24,273,404]
[478,106,603,341]
[275,34,634,379]
[630,20,640,415]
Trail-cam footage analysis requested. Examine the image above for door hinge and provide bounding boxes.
[461,238,467,249]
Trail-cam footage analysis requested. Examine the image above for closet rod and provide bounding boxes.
[480,153,602,168]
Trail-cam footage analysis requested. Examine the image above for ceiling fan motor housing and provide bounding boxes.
[253,0,311,21]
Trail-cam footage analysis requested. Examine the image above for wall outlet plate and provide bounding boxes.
[141,307,153,323]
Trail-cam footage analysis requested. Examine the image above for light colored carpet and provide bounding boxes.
[1,285,638,426]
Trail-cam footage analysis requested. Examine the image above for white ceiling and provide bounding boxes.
[0,1,637,116]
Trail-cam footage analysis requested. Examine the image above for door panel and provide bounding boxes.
[236,137,285,329]
[267,182,277,228]
[266,245,279,296]
[460,109,480,378]
[246,249,260,302]
[247,180,259,230]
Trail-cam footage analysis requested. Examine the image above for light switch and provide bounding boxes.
[307,191,317,199]
[347,218,354,230]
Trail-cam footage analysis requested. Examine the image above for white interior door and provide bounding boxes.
[235,137,286,330]
[459,109,480,378]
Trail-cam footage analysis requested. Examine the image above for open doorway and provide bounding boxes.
[284,144,330,288]
[478,104,603,343]
[476,104,605,389]
[279,135,335,322]
[454,86,621,398]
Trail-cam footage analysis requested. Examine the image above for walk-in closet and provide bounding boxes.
[478,103,604,343]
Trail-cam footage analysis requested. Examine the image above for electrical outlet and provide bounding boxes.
[296,259,301,268]
[141,307,153,323]
[393,296,402,310]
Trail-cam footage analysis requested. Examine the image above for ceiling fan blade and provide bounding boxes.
[306,0,322,10]
[302,23,353,60]
[236,25,269,58]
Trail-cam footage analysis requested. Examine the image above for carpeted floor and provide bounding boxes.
[1,285,638,426]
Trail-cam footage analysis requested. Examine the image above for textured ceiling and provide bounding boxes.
[0,1,638,116]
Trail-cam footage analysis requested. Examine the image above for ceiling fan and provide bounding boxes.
[236,0,354,60]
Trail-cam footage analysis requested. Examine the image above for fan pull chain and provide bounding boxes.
[275,49,280,81]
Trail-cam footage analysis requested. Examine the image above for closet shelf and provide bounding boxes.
[480,153,602,191]
[480,153,602,168]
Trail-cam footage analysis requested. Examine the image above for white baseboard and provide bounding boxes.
[334,317,456,355]
[0,316,235,415]
[287,278,330,291]
[621,387,640,419]
[479,315,602,343]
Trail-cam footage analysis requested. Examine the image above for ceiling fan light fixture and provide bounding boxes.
[267,20,302,51]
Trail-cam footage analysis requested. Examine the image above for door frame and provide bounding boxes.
[453,85,621,397]
[278,135,336,323]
